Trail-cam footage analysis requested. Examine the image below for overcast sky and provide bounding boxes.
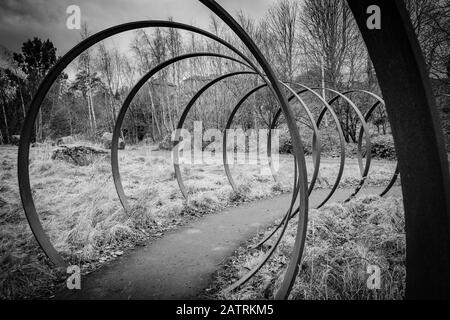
[0,0,277,55]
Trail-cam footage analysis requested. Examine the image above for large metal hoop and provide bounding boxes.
[222,82,321,195]
[200,0,309,299]
[112,53,255,211]
[172,71,258,199]
[17,20,272,267]
[347,0,450,299]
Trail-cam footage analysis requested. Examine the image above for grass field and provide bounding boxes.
[0,142,399,299]
[206,196,406,300]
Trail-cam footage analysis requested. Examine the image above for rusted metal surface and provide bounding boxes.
[18,0,448,300]
[221,81,320,195]
[347,0,450,299]
[18,20,257,267]
[111,53,256,210]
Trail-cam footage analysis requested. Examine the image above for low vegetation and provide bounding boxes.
[0,142,399,299]
[279,126,397,161]
[206,196,405,300]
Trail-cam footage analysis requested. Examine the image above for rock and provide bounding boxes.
[101,132,125,150]
[158,134,173,151]
[10,135,20,145]
[56,136,75,146]
[142,137,154,145]
[51,145,108,166]
[159,134,183,150]
[31,142,45,148]
[202,138,214,151]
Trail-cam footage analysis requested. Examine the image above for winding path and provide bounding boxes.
[56,186,402,300]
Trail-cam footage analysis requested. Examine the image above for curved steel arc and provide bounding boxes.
[218,88,370,295]
[219,74,323,299]
[18,20,267,267]
[254,84,346,250]
[265,87,372,213]
[279,82,322,194]
[362,100,400,198]
[256,89,400,256]
[174,79,320,268]
[172,71,259,199]
[222,84,268,191]
[347,0,450,299]
[336,90,385,175]
[220,82,321,264]
[221,161,302,295]
[112,53,255,211]
[267,84,346,203]
[313,87,373,204]
[18,0,450,301]
[174,82,305,296]
[222,82,321,195]
[348,90,385,175]
[346,90,400,198]
[200,0,309,300]
[299,85,347,208]
[269,86,350,210]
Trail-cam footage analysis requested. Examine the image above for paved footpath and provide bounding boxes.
[57,186,402,300]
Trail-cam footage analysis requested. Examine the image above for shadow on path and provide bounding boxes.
[56,187,402,300]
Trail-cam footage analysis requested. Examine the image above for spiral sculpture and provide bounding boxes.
[17,0,450,299]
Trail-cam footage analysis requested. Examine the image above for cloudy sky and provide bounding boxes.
[0,0,277,55]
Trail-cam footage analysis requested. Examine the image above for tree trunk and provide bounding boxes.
[86,95,93,134]
[321,55,329,127]
[19,87,26,119]
[89,90,97,134]
[148,84,162,138]
[1,99,9,144]
[38,109,43,142]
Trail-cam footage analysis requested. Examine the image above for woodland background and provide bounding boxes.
[0,0,449,150]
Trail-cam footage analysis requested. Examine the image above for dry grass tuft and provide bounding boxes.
[208,196,405,300]
[0,143,399,299]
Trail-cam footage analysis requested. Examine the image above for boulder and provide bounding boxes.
[158,134,173,151]
[56,136,75,146]
[52,146,108,166]
[202,138,214,151]
[31,142,45,148]
[10,135,20,146]
[101,132,125,150]
[141,134,154,145]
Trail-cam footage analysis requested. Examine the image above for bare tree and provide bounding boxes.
[267,0,301,83]
[299,0,362,90]
[0,70,14,143]
[299,0,365,142]
[405,0,450,81]
[97,43,126,132]
[77,24,98,135]
[131,33,161,140]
